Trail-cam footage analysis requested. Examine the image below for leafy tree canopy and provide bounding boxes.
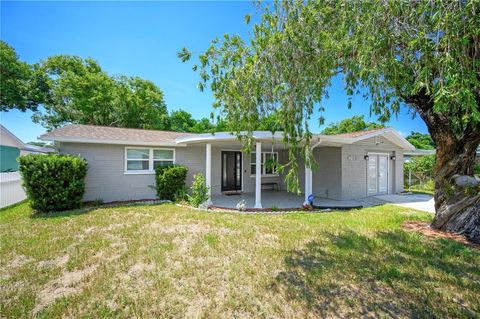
[405,154,436,184]
[31,55,169,130]
[166,110,281,133]
[0,41,46,111]
[321,115,384,135]
[167,109,220,133]
[180,0,479,162]
[1,42,244,134]
[168,109,202,132]
[406,132,436,150]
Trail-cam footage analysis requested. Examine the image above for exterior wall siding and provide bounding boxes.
[312,147,342,200]
[60,135,406,203]
[340,136,404,199]
[60,142,207,202]
[59,142,286,202]
[241,148,286,193]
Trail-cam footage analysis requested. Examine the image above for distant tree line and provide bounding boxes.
[321,115,385,135]
[0,41,222,133]
[404,132,436,150]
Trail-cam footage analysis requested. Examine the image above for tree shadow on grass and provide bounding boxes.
[273,230,480,318]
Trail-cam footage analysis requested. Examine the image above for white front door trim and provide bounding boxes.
[367,152,390,196]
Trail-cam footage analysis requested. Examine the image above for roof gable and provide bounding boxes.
[342,128,415,150]
[1,124,25,149]
[333,127,387,138]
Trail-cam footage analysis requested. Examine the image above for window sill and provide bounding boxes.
[124,171,155,175]
[250,175,280,178]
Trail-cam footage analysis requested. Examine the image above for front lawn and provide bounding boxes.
[1,203,479,318]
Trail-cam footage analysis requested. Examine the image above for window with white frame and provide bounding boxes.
[250,152,279,176]
[125,148,174,173]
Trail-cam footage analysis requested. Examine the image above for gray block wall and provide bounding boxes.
[60,142,207,202]
[60,136,405,203]
[340,136,404,199]
[60,142,287,202]
[312,147,342,199]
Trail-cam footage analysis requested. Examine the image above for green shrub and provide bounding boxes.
[404,154,435,187]
[189,173,209,207]
[155,165,188,201]
[174,186,189,203]
[18,154,87,212]
[475,163,480,175]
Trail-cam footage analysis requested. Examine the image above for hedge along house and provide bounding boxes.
[40,124,415,208]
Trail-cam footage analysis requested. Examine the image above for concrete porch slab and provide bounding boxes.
[211,191,435,211]
[211,190,381,209]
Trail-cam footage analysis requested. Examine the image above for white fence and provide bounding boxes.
[0,172,26,208]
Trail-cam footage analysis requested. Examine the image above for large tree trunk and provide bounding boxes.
[405,91,480,243]
[430,136,480,243]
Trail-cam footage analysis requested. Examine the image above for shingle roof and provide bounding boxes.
[40,124,195,144]
[40,125,415,150]
[332,127,388,138]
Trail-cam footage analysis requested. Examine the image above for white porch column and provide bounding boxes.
[305,139,322,203]
[205,143,212,205]
[304,148,313,203]
[255,142,262,209]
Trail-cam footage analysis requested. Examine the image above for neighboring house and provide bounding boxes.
[0,124,55,208]
[0,124,54,172]
[40,124,414,207]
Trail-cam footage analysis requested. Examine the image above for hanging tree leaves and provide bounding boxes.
[181,0,480,242]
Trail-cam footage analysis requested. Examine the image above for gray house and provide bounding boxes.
[41,124,414,208]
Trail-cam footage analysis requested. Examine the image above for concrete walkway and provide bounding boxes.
[374,194,435,213]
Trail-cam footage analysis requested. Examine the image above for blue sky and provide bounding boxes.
[1,1,428,143]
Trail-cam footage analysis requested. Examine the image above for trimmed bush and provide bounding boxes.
[189,173,209,207]
[18,154,87,212]
[155,165,188,201]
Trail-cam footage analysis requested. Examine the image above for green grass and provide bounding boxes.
[405,179,435,195]
[1,202,479,318]
[407,188,435,195]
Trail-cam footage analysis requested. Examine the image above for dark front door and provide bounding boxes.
[221,151,242,192]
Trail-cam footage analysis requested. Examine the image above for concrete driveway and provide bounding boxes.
[374,194,435,213]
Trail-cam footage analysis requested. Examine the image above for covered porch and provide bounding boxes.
[211,190,370,209]
[176,131,322,209]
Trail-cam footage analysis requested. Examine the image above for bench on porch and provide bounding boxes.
[261,182,278,191]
